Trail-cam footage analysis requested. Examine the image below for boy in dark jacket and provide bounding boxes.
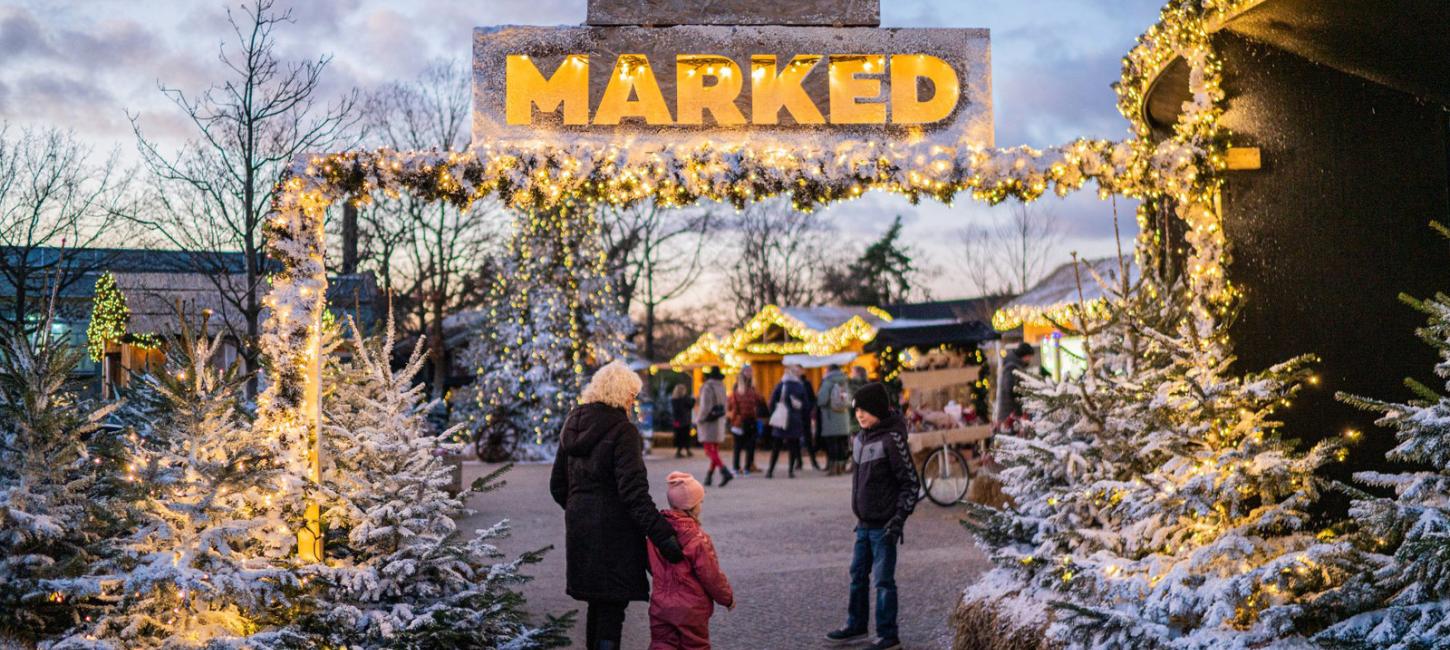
[826,382,918,650]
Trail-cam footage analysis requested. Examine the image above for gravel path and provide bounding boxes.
[459,453,991,650]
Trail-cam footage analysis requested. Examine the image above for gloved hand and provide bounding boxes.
[657,535,686,563]
[884,522,903,546]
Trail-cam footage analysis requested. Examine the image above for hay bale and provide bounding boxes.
[966,454,1014,509]
[965,472,1012,509]
[953,570,1060,650]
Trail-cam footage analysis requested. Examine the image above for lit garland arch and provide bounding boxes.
[255,0,1263,547]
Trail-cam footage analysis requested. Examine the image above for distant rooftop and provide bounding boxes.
[0,246,378,334]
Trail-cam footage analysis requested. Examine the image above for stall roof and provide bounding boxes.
[779,305,889,331]
[866,321,999,352]
[881,296,1010,323]
[669,304,887,370]
[993,257,1136,331]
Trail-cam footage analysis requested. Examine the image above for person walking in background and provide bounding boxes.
[994,342,1035,431]
[695,368,733,487]
[817,364,852,476]
[670,383,695,458]
[825,382,919,650]
[551,361,686,650]
[800,370,823,472]
[647,472,734,650]
[727,366,766,475]
[766,364,811,479]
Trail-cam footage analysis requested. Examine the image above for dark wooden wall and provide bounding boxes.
[1214,32,1450,471]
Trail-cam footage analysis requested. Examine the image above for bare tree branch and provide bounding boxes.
[353,58,504,397]
[0,125,136,335]
[954,202,1062,297]
[725,200,830,322]
[598,201,715,359]
[128,0,358,394]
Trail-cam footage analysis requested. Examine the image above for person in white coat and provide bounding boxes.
[695,367,733,487]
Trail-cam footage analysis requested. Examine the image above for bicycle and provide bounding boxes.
[909,424,992,507]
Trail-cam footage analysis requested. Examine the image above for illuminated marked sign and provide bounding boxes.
[474,25,991,149]
[504,52,961,127]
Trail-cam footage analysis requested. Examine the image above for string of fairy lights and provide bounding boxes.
[257,0,1263,561]
[467,200,624,448]
[86,272,129,362]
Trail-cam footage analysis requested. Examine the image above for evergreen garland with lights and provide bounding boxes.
[454,204,630,461]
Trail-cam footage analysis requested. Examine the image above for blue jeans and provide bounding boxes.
[847,525,898,641]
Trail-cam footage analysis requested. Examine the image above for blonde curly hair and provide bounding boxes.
[579,360,643,409]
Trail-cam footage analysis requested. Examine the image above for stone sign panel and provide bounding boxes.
[585,0,880,27]
[472,24,992,151]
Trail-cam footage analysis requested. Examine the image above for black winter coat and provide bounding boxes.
[551,402,683,602]
[852,413,919,534]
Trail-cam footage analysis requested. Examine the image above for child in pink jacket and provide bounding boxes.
[647,471,734,650]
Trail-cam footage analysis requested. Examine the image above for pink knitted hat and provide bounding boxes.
[665,471,704,511]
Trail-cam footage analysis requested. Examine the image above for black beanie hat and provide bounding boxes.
[853,382,894,421]
[1015,342,1036,358]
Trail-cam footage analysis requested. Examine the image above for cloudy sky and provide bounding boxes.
[0,0,1163,301]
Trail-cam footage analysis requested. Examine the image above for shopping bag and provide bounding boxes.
[768,400,790,430]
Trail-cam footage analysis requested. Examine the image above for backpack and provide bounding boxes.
[828,380,850,413]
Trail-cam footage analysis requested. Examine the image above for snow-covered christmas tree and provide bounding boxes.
[0,310,125,643]
[65,314,313,649]
[455,202,629,460]
[1051,295,1357,648]
[962,247,1190,637]
[303,315,569,648]
[965,245,1363,648]
[1314,246,1450,648]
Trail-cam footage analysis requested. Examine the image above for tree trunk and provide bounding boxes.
[243,160,260,397]
[429,304,448,400]
[644,301,656,361]
[244,238,260,397]
[341,203,358,275]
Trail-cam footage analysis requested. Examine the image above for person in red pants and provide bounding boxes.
[648,472,734,649]
[694,368,733,486]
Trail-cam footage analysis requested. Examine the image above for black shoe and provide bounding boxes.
[766,469,774,479]
[675,449,684,458]
[719,469,734,487]
[705,469,714,487]
[866,638,901,650]
[788,468,795,479]
[825,628,868,645]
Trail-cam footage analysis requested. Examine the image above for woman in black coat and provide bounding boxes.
[551,361,685,650]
